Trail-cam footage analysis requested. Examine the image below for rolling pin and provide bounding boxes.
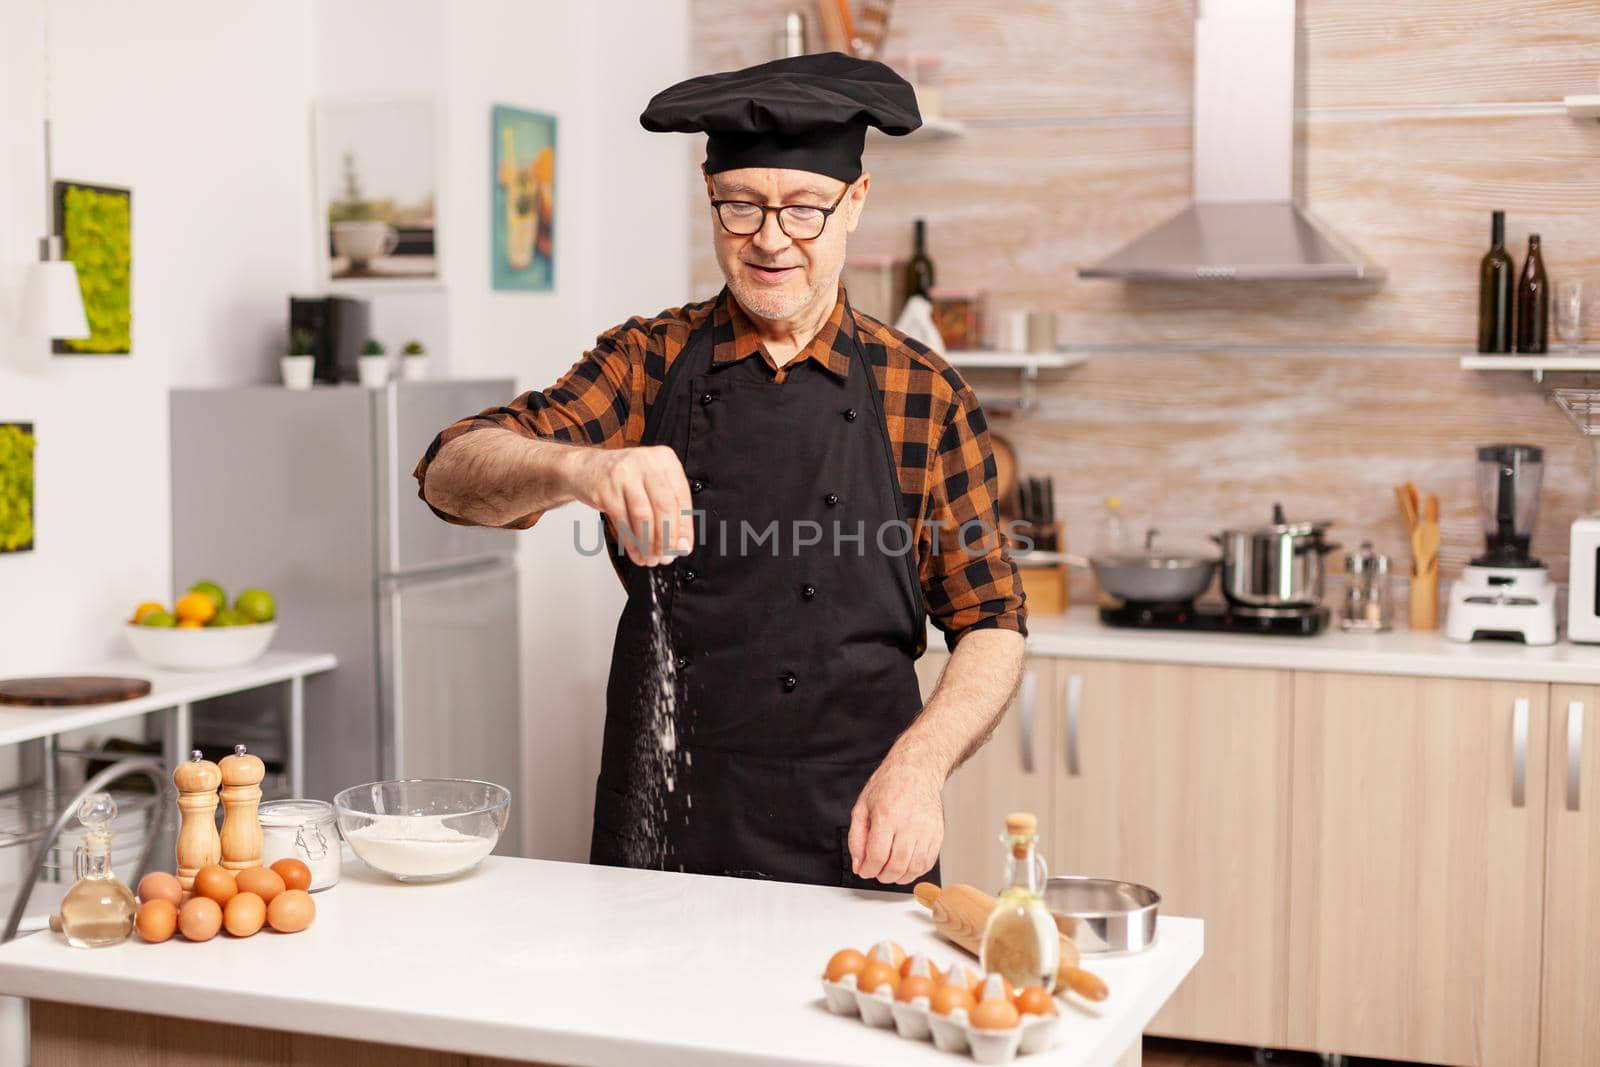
[914,882,1108,1002]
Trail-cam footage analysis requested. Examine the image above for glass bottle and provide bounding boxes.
[1515,234,1548,354]
[1477,211,1514,354]
[979,812,1059,990]
[1093,497,1128,607]
[58,792,137,948]
[904,219,935,302]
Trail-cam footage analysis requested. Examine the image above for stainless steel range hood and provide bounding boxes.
[1079,0,1383,283]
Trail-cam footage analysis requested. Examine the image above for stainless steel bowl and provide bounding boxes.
[1044,876,1160,956]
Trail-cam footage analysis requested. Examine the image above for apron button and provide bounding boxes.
[801,583,817,600]
[676,654,690,671]
[700,392,715,406]
[780,671,797,691]
[823,493,839,507]
[683,568,697,584]
[843,408,857,421]
[690,478,705,493]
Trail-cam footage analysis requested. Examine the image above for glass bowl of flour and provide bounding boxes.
[334,779,510,882]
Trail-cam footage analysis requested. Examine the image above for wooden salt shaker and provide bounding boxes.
[173,749,222,891]
[219,744,266,871]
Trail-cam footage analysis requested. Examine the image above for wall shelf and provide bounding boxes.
[1461,353,1600,383]
[1565,95,1600,119]
[944,351,1086,411]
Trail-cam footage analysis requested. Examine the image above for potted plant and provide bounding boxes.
[357,338,389,388]
[281,328,316,390]
[400,339,428,381]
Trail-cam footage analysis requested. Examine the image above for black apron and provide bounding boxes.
[590,292,935,891]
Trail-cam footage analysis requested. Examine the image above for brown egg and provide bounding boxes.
[930,983,976,1017]
[193,865,237,906]
[869,940,907,967]
[235,867,287,904]
[223,892,266,937]
[266,889,315,933]
[135,899,177,943]
[897,974,937,1003]
[899,955,944,984]
[178,897,222,942]
[1014,985,1058,1017]
[971,997,1021,1030]
[824,948,867,982]
[856,960,900,996]
[136,872,182,907]
[970,973,1015,1003]
[270,858,312,892]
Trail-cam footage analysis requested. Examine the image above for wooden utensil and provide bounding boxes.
[1425,493,1439,524]
[0,675,151,707]
[1405,482,1420,525]
[913,883,1108,1001]
[1410,519,1441,631]
[1394,484,1417,533]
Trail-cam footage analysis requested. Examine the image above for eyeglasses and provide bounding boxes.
[708,182,851,241]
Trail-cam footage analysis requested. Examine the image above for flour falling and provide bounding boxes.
[619,567,692,870]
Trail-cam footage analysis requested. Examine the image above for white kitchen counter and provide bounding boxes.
[0,855,1202,1067]
[1014,607,1600,685]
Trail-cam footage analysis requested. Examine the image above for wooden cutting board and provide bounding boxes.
[0,676,152,707]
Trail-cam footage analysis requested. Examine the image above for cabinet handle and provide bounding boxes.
[1064,672,1083,777]
[1511,697,1529,809]
[1018,671,1038,773]
[1568,701,1585,813]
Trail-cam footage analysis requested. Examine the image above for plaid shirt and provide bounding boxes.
[413,285,1026,650]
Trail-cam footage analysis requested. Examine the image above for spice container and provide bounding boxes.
[929,288,985,350]
[258,799,340,891]
[1341,540,1393,632]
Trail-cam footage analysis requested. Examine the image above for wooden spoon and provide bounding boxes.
[1394,484,1417,533]
[1412,520,1441,572]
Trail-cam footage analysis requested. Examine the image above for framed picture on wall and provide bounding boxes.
[313,98,439,284]
[0,423,36,554]
[491,105,556,291]
[53,181,131,355]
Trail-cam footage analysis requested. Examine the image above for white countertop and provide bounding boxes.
[1016,607,1600,685]
[0,651,337,747]
[0,856,1202,1067]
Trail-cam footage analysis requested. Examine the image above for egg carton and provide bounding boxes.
[820,969,1060,1065]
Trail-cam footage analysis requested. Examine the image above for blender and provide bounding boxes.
[1446,444,1557,645]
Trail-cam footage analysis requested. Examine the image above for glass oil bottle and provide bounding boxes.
[979,811,1059,989]
[57,793,137,948]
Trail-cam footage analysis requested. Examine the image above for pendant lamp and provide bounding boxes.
[22,0,89,342]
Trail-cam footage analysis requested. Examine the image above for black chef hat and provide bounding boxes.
[640,52,921,184]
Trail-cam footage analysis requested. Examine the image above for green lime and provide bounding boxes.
[234,588,276,623]
[139,611,177,628]
[188,580,227,612]
[211,607,250,628]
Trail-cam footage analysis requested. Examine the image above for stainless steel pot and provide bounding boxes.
[1067,529,1219,605]
[1215,503,1340,608]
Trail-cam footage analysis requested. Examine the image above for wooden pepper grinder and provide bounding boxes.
[172,749,222,891]
[219,744,266,872]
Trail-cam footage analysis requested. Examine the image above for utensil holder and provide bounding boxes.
[1409,567,1438,631]
[1017,523,1068,614]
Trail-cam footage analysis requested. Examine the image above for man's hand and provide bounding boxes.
[571,446,694,566]
[848,753,945,885]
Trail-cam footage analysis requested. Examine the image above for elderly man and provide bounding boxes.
[414,53,1025,890]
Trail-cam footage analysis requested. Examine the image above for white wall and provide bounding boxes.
[1,0,689,862]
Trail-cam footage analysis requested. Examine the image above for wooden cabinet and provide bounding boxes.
[1052,659,1294,1047]
[1287,673,1547,1067]
[1541,686,1600,1067]
[939,657,1055,890]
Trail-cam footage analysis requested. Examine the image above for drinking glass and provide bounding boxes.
[1555,279,1585,353]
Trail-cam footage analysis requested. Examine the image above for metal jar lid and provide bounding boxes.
[1344,540,1390,575]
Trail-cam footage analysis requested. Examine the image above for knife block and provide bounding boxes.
[1017,522,1068,614]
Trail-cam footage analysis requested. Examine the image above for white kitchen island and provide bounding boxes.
[0,855,1201,1067]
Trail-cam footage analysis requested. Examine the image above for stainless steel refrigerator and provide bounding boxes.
[170,381,522,850]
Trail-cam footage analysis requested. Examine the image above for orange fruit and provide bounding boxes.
[131,601,167,624]
[177,619,203,630]
[175,591,217,625]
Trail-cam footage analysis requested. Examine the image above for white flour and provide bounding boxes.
[345,815,495,878]
[619,568,692,870]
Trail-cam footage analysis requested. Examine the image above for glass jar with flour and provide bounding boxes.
[258,799,340,891]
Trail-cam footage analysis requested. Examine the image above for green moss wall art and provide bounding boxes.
[53,181,131,355]
[0,424,36,553]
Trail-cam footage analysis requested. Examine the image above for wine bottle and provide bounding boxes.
[904,219,935,302]
[1515,233,1548,354]
[1477,211,1514,353]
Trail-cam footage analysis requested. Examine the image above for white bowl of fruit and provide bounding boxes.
[124,581,278,672]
